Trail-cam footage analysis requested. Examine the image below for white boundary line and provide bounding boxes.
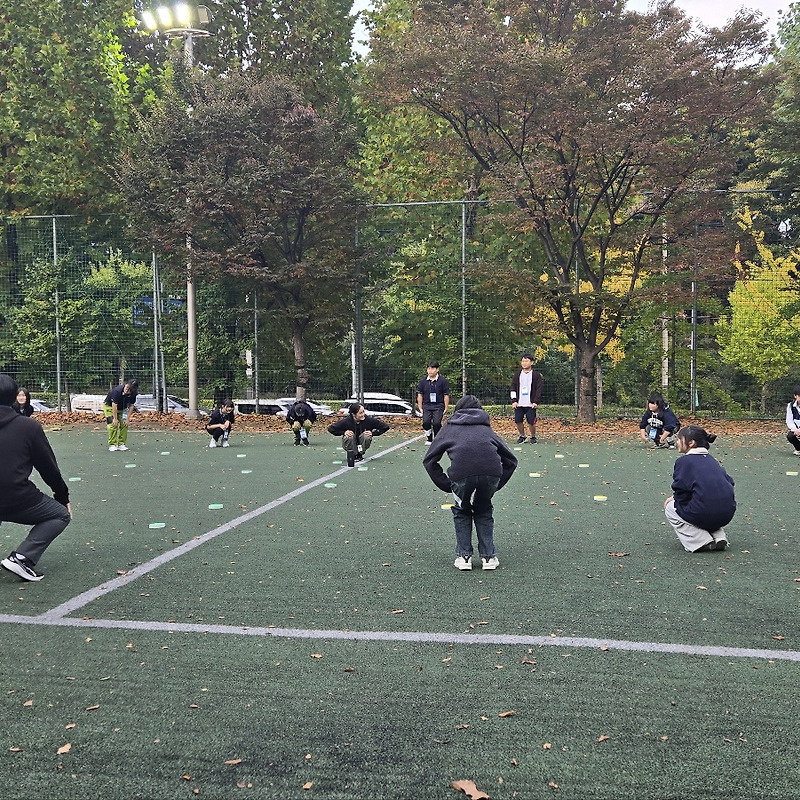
[3,433,799,663]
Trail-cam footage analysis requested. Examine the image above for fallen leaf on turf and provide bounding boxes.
[85,705,100,711]
[57,743,72,755]
[182,774,191,780]
[510,758,518,766]
[455,723,469,730]
[773,634,785,640]
[391,609,404,614]
[499,710,516,717]
[543,742,552,750]
[23,700,33,707]
[597,735,610,742]
[344,667,355,672]
[451,778,489,799]
[224,758,242,765]
[608,552,630,557]
[65,723,75,730]
[548,781,559,789]
[9,746,23,752]
[310,654,323,659]
[696,586,707,590]
[303,782,313,790]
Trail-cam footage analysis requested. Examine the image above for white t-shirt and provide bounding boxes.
[517,370,534,407]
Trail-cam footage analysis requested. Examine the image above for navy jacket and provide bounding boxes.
[286,401,317,425]
[423,407,517,492]
[640,405,680,433]
[671,449,736,531]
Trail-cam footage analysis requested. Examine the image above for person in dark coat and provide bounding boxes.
[286,400,317,446]
[423,395,517,571]
[664,425,736,552]
[639,392,680,448]
[327,403,389,466]
[206,399,235,447]
[0,374,72,582]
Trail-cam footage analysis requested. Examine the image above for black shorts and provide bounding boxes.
[514,406,537,425]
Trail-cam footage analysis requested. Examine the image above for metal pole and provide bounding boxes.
[184,31,200,418]
[461,202,467,397]
[354,221,363,403]
[253,291,259,411]
[52,217,62,410]
[152,251,160,407]
[691,223,698,415]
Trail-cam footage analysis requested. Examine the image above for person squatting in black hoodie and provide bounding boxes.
[327,403,389,466]
[423,395,517,572]
[639,392,680,448]
[664,425,736,553]
[0,374,72,582]
[286,400,317,446]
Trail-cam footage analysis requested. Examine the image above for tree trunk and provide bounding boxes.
[292,321,308,402]
[761,382,768,414]
[577,346,596,423]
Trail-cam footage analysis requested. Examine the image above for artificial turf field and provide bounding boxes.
[2,424,799,799]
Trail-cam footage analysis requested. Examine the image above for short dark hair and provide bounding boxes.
[793,386,800,397]
[126,379,139,395]
[0,373,19,406]
[427,360,440,368]
[221,398,233,409]
[348,402,363,416]
[521,353,534,360]
[454,394,482,411]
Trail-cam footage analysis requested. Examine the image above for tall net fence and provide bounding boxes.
[1,210,797,417]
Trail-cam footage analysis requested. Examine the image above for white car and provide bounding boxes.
[339,392,416,417]
[274,397,335,417]
[70,394,106,413]
[133,394,207,416]
[30,398,57,413]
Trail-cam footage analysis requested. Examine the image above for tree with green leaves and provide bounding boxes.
[0,1,135,215]
[116,69,362,400]
[366,0,772,421]
[717,211,800,411]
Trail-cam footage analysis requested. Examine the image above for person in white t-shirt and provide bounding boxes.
[509,354,543,444]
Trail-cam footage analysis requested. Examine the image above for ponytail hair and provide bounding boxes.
[677,425,717,450]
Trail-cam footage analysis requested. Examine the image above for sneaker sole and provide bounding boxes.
[1,558,43,581]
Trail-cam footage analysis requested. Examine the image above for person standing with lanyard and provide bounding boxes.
[510,354,542,444]
[786,386,800,456]
[104,379,139,452]
[417,360,450,444]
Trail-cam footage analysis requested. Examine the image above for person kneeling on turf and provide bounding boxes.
[206,399,234,448]
[327,403,389,467]
[286,399,317,446]
[423,395,517,572]
[664,425,736,552]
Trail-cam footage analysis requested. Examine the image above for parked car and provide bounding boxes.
[133,394,207,416]
[339,392,416,417]
[274,397,335,417]
[234,399,289,416]
[70,394,106,413]
[30,398,56,413]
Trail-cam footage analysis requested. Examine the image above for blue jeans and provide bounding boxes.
[450,475,500,559]
[0,494,71,564]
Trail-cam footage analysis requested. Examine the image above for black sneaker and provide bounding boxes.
[302,438,310,447]
[1,553,43,582]
[347,451,356,467]
[529,436,537,444]
[355,452,363,461]
[516,435,526,444]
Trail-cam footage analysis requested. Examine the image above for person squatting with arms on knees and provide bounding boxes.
[0,374,72,582]
[423,395,518,571]
[104,378,139,452]
[639,392,680,448]
[785,386,800,456]
[417,360,450,444]
[509,353,542,444]
[664,425,736,553]
[206,399,235,447]
[327,403,389,467]
[286,399,317,446]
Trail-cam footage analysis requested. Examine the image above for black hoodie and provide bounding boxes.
[423,407,518,492]
[0,406,69,513]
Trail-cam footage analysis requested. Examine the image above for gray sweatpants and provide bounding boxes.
[664,499,727,553]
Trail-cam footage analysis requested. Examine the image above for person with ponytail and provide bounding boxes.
[663,425,736,552]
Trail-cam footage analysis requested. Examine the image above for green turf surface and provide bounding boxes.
[2,428,800,798]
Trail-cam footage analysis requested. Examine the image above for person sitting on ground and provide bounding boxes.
[0,373,72,582]
[663,425,736,553]
[13,387,34,417]
[206,399,235,448]
[639,392,680,448]
[327,403,389,467]
[785,386,800,456]
[286,399,317,446]
[423,395,517,572]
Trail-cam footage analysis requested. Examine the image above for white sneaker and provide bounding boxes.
[117,445,129,451]
[208,439,217,448]
[482,556,500,570]
[454,555,472,571]
[108,446,118,452]
[221,441,229,448]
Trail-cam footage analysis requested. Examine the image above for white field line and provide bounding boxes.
[3,433,799,663]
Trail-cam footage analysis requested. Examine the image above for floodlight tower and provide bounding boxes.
[139,3,212,419]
